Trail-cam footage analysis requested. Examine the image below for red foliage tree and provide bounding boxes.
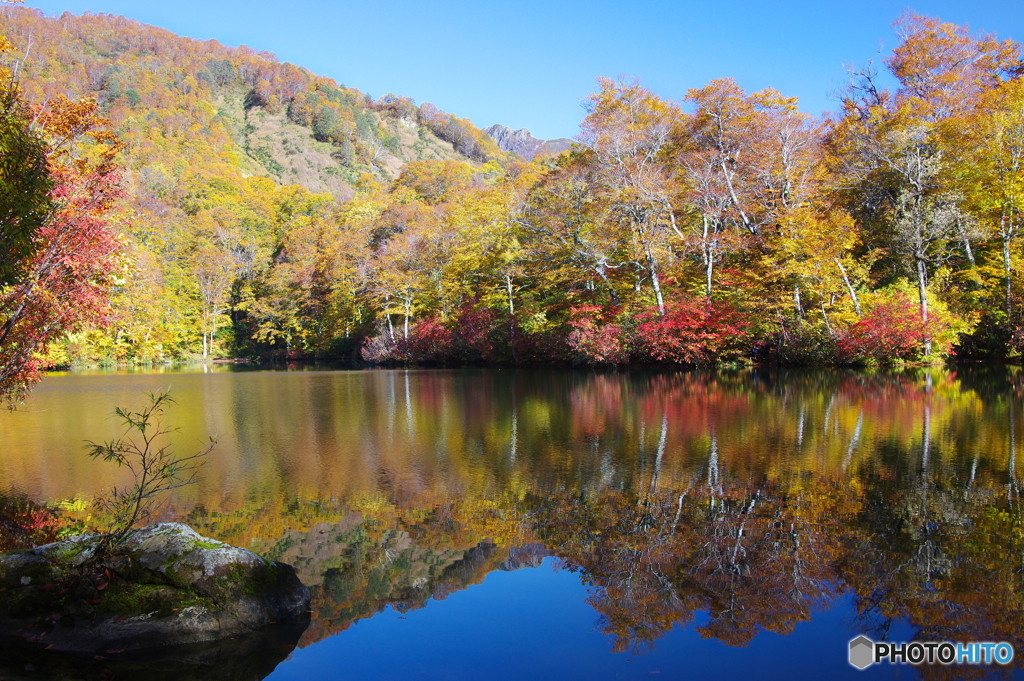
[0,93,123,399]
[405,316,455,364]
[634,298,748,365]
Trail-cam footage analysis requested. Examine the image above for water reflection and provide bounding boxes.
[0,621,308,681]
[2,367,1023,677]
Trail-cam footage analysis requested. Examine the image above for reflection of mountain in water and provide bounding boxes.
[254,517,550,647]
[498,543,548,571]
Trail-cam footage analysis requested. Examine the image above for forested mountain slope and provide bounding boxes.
[0,6,515,365]
[0,6,507,200]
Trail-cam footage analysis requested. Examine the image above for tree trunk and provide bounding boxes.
[721,160,754,233]
[835,259,861,316]
[912,150,931,356]
[1004,236,1014,323]
[916,255,931,356]
[207,316,217,360]
[959,222,976,267]
[702,215,714,298]
[591,262,619,306]
[505,274,515,315]
[650,264,665,316]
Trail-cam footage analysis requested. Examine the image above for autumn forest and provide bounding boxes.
[3,6,1024,397]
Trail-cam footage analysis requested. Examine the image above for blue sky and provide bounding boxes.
[19,0,1024,140]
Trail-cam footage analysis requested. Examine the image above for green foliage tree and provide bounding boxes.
[0,73,50,286]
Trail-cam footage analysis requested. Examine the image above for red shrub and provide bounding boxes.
[452,305,500,362]
[567,304,628,365]
[634,299,748,365]
[406,317,455,363]
[367,304,505,365]
[838,294,945,363]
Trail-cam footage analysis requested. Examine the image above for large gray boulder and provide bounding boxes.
[0,523,310,655]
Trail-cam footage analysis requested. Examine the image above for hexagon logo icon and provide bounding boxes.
[849,635,875,670]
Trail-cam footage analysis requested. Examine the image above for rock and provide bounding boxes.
[484,124,573,161]
[0,523,310,655]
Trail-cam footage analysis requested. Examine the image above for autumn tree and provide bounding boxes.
[0,40,49,287]
[580,78,682,315]
[959,78,1024,326]
[0,31,124,399]
[248,211,367,356]
[888,12,1022,121]
[677,80,821,301]
[517,151,632,306]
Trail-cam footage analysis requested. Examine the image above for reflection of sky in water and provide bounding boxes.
[270,558,922,681]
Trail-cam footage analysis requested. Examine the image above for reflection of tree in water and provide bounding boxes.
[842,386,1024,680]
[7,368,1024,676]
[150,368,1024,661]
[536,475,847,651]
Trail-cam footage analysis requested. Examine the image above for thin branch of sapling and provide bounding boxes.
[85,389,214,548]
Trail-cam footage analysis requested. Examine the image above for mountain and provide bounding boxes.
[484,124,573,161]
[0,6,525,365]
[0,7,509,200]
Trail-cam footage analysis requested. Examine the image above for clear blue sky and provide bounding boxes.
[19,0,1024,140]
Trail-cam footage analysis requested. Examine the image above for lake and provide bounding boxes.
[1,366,1023,680]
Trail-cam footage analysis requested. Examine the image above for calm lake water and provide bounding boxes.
[2,366,1024,680]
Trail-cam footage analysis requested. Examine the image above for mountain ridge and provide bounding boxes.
[484,123,573,161]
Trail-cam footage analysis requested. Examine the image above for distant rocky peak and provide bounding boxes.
[484,124,573,161]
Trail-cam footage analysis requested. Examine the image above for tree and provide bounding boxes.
[0,48,50,286]
[959,78,1024,324]
[0,67,124,399]
[678,80,816,299]
[829,78,948,354]
[86,390,212,544]
[888,12,1022,121]
[828,14,1022,356]
[580,78,682,315]
[247,212,365,356]
[517,151,632,306]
